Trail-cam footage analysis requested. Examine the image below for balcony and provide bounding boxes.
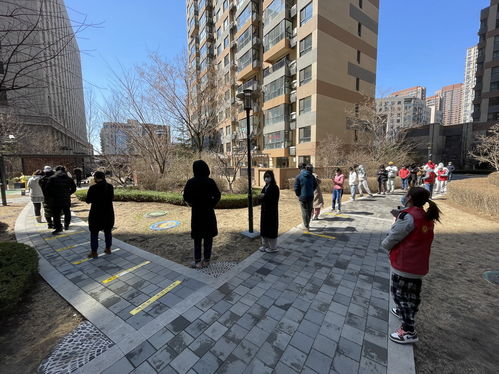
[263,37,292,63]
[236,57,261,81]
[263,58,296,78]
[237,78,260,94]
[189,20,199,36]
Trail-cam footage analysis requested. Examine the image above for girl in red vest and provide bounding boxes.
[382,187,441,344]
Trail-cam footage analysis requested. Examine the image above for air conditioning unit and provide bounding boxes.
[292,28,297,37]
[290,37,297,48]
[292,80,297,89]
[290,90,297,103]
[290,5,297,18]
[253,37,262,45]
[231,63,238,70]
[231,21,238,30]
[231,41,237,49]
[290,112,297,120]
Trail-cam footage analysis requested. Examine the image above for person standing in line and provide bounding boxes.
[356,164,373,197]
[73,167,83,188]
[408,164,419,188]
[45,166,76,234]
[377,165,388,195]
[310,166,324,220]
[447,162,456,181]
[85,171,114,258]
[399,165,411,191]
[386,162,399,193]
[348,167,358,201]
[382,187,441,344]
[422,165,436,198]
[27,170,44,223]
[332,168,345,213]
[39,166,55,229]
[183,160,221,269]
[294,163,317,230]
[259,170,280,253]
[435,163,449,194]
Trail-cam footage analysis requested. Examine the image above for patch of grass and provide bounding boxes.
[0,242,39,315]
[488,172,499,188]
[75,188,261,209]
[447,176,499,218]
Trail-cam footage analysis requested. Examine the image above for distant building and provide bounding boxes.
[426,94,443,123]
[388,86,426,100]
[462,46,478,123]
[436,84,463,126]
[376,96,430,136]
[100,120,170,155]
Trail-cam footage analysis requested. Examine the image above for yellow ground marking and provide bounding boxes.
[322,212,350,218]
[45,231,85,240]
[129,280,182,316]
[71,248,122,265]
[55,241,90,252]
[304,231,336,240]
[102,261,151,284]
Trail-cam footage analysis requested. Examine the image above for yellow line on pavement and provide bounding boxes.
[323,213,350,218]
[45,231,85,240]
[129,280,182,316]
[101,261,151,284]
[304,231,336,240]
[71,248,122,265]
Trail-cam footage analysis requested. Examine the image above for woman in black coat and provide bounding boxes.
[183,160,221,268]
[85,171,115,258]
[377,165,388,195]
[259,170,280,253]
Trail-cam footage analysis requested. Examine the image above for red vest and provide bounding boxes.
[424,171,436,184]
[437,170,448,181]
[389,207,434,276]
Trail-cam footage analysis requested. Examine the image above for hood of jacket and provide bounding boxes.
[300,169,313,178]
[193,160,210,177]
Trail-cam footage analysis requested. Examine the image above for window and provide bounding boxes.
[264,76,289,101]
[217,44,221,56]
[357,50,361,64]
[238,49,253,71]
[263,0,285,24]
[224,36,229,49]
[299,65,312,86]
[237,27,252,51]
[299,126,311,143]
[299,96,312,114]
[264,131,284,149]
[298,155,311,165]
[215,9,220,22]
[358,23,362,36]
[223,0,228,11]
[237,4,251,29]
[224,54,230,66]
[489,97,499,107]
[199,0,206,10]
[355,77,360,91]
[299,34,312,56]
[359,0,363,8]
[300,2,313,26]
[223,17,229,31]
[217,27,221,39]
[263,19,292,51]
[265,105,286,126]
[224,72,230,83]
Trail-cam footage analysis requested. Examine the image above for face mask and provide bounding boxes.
[264,177,271,183]
[400,196,409,207]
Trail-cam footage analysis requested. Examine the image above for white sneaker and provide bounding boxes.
[265,248,279,253]
[258,246,268,252]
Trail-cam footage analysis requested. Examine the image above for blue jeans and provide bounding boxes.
[349,185,357,200]
[402,178,409,190]
[424,183,434,198]
[332,189,343,210]
[90,229,112,252]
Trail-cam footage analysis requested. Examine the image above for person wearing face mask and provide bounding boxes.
[382,187,441,344]
[259,170,280,253]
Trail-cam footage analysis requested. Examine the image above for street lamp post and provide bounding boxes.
[0,154,7,206]
[237,89,259,238]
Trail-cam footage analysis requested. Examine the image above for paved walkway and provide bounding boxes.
[15,194,415,374]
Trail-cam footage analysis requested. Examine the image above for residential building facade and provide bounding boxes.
[435,83,463,126]
[473,0,499,122]
[388,86,426,100]
[186,0,379,168]
[426,94,443,123]
[0,0,90,155]
[376,96,430,136]
[462,45,478,123]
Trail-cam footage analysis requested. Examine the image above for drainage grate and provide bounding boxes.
[483,271,499,285]
[197,261,238,278]
[38,321,113,374]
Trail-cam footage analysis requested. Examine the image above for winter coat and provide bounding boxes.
[27,176,44,203]
[183,160,221,239]
[294,169,317,201]
[377,169,388,182]
[260,183,279,239]
[357,166,367,181]
[86,181,115,232]
[333,174,345,190]
[386,165,398,178]
[348,171,358,186]
[313,174,324,208]
[45,171,77,208]
[73,168,83,179]
[399,168,410,179]
[423,170,436,184]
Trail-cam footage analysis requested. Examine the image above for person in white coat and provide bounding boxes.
[435,163,449,194]
[356,164,373,197]
[27,170,45,223]
[386,162,399,193]
[348,167,358,201]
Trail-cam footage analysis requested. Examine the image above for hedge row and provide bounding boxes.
[287,177,403,194]
[447,176,499,218]
[75,188,262,209]
[0,242,39,315]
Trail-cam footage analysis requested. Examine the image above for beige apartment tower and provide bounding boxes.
[187,0,379,168]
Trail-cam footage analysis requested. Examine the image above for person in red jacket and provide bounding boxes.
[382,187,441,344]
[398,165,411,191]
[422,165,436,198]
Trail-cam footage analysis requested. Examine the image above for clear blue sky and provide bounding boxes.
[65,0,489,100]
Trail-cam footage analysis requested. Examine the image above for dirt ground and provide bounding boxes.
[0,202,83,374]
[72,190,335,265]
[414,196,499,374]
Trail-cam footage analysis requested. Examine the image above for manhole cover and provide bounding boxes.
[197,261,237,278]
[144,211,167,218]
[483,271,499,285]
[150,220,181,231]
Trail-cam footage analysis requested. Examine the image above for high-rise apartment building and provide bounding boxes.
[473,0,499,122]
[388,86,426,100]
[426,94,443,123]
[186,0,379,168]
[0,0,90,155]
[461,46,478,123]
[376,96,430,136]
[435,84,463,126]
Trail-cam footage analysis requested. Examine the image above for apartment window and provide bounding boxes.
[300,2,313,26]
[299,34,312,56]
[224,72,230,83]
[265,105,286,126]
[491,67,499,91]
[357,50,361,64]
[223,0,228,11]
[355,77,360,91]
[199,0,206,10]
[264,131,284,149]
[224,54,230,66]
[489,97,499,107]
[358,22,362,37]
[299,126,311,143]
[237,27,252,51]
[263,0,285,24]
[238,49,253,71]
[299,65,312,86]
[299,96,312,114]
[263,20,292,52]
[237,4,251,29]
[199,43,207,58]
[224,36,229,49]
[298,155,311,164]
[215,9,220,22]
[199,58,207,71]
[217,44,221,56]
[217,27,221,39]
[199,27,207,42]
[223,17,229,31]
[264,76,289,101]
[359,0,363,8]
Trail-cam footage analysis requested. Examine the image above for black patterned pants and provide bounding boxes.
[391,273,422,332]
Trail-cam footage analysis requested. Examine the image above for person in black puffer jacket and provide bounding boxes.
[45,165,76,234]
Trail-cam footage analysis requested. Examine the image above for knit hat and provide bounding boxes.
[388,162,394,165]
[43,166,52,172]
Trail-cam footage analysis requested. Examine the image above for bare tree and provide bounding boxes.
[211,149,247,193]
[316,135,345,178]
[470,123,499,171]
